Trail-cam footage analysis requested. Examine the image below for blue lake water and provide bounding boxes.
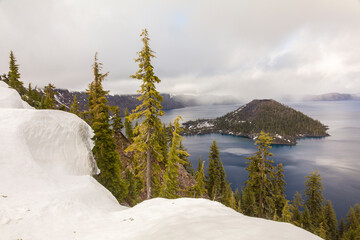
[162,101,360,218]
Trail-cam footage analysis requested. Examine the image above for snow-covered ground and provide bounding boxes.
[0,82,321,240]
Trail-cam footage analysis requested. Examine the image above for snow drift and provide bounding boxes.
[0,82,321,240]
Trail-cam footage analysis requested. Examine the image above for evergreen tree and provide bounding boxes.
[124,108,134,141]
[315,222,327,239]
[304,170,324,228]
[282,200,292,222]
[86,53,127,202]
[206,140,227,202]
[7,51,25,95]
[338,217,345,239]
[43,83,56,109]
[111,107,123,137]
[302,207,313,231]
[160,116,188,198]
[70,94,80,116]
[234,188,241,212]
[179,141,194,176]
[291,191,304,226]
[273,163,287,218]
[244,131,274,218]
[345,206,360,232]
[191,156,207,198]
[241,187,257,216]
[125,29,164,199]
[323,200,337,240]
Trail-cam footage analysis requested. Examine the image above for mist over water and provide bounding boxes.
[163,100,360,218]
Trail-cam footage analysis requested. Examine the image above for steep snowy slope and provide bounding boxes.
[0,82,321,240]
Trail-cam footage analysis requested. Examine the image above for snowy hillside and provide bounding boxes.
[0,82,321,240]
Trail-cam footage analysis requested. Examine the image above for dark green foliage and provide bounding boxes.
[43,83,56,109]
[282,200,292,222]
[273,163,287,219]
[124,108,134,141]
[206,140,227,202]
[241,187,257,216]
[7,51,25,95]
[70,94,81,116]
[291,191,304,226]
[160,116,189,198]
[339,218,345,239]
[125,29,164,199]
[179,142,194,176]
[302,207,313,231]
[25,83,43,108]
[304,170,324,228]
[191,156,207,198]
[215,99,328,139]
[234,188,241,212]
[324,200,338,240]
[87,53,128,202]
[111,107,123,136]
[243,131,275,218]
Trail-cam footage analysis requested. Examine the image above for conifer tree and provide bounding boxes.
[192,156,207,198]
[160,116,188,198]
[234,188,241,212]
[206,140,227,202]
[7,51,25,95]
[111,107,123,137]
[179,141,194,176]
[323,200,337,240]
[291,191,304,226]
[302,207,313,231]
[244,131,274,218]
[338,217,345,239]
[43,83,56,109]
[241,187,257,216]
[304,170,324,228]
[87,53,128,202]
[282,200,292,222]
[125,29,164,199]
[273,163,287,218]
[315,222,327,239]
[124,108,134,141]
[70,94,80,116]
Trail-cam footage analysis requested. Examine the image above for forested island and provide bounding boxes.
[182,99,329,145]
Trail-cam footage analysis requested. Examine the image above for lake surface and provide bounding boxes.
[162,101,360,218]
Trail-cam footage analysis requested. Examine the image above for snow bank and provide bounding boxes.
[0,82,321,240]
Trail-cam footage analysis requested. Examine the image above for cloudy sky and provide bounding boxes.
[1,0,360,100]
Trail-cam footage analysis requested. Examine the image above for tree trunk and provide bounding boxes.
[146,146,151,199]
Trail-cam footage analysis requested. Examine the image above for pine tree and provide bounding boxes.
[234,188,241,212]
[244,131,275,218]
[315,222,327,239]
[323,200,337,240]
[291,191,304,226]
[111,107,123,137]
[338,217,345,239]
[70,94,80,116]
[124,108,134,141]
[302,207,313,231]
[87,53,128,202]
[43,83,56,109]
[304,170,324,229]
[273,163,287,219]
[282,200,292,222]
[7,51,25,95]
[241,187,257,216]
[191,156,207,198]
[206,140,227,202]
[179,141,194,176]
[160,116,188,198]
[125,29,164,199]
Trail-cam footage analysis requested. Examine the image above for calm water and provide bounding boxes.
[162,101,360,218]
